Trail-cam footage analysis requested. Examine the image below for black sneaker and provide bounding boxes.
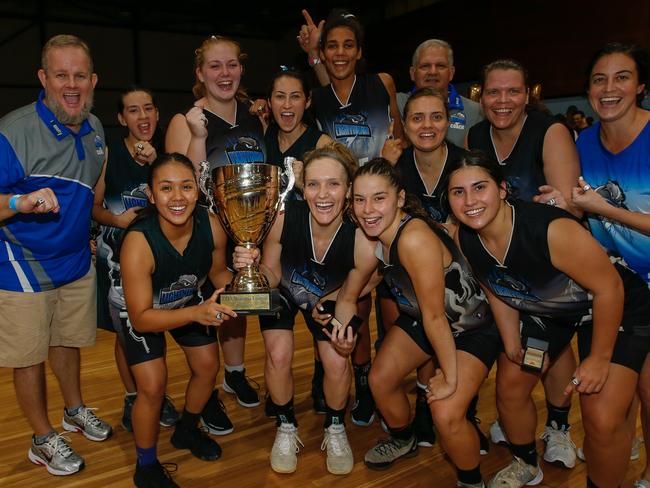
[133,461,179,488]
[122,394,136,432]
[200,390,234,435]
[223,369,260,407]
[264,394,277,418]
[351,386,375,426]
[311,368,326,415]
[170,424,222,461]
[467,414,490,455]
[413,394,436,447]
[159,396,180,428]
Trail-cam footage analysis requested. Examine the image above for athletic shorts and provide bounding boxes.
[520,314,577,361]
[121,315,217,366]
[394,313,502,370]
[0,266,97,368]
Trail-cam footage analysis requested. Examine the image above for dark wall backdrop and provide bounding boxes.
[1,0,648,141]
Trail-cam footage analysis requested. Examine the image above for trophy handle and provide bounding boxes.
[198,161,217,213]
[278,157,296,211]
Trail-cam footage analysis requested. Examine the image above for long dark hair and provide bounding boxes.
[266,68,315,128]
[320,9,364,52]
[586,42,649,106]
[353,158,433,224]
[117,86,164,149]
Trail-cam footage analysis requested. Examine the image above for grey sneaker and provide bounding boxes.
[28,433,84,476]
[160,395,180,427]
[270,423,303,474]
[321,424,353,475]
[62,406,112,442]
[487,457,543,488]
[541,421,576,469]
[364,435,418,470]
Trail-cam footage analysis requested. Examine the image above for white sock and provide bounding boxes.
[125,391,137,397]
[225,363,244,373]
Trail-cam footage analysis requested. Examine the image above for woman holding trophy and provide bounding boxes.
[120,153,235,487]
[232,143,379,475]
[166,35,265,432]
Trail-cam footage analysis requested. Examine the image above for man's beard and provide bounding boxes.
[47,92,94,126]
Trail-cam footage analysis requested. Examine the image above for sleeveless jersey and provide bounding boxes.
[279,200,356,311]
[458,200,650,330]
[125,206,213,310]
[468,111,559,201]
[264,123,324,166]
[97,138,152,309]
[311,74,390,165]
[376,216,492,336]
[395,143,466,223]
[577,120,650,284]
[203,102,266,169]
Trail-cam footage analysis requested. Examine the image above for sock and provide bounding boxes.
[457,465,483,485]
[388,424,414,441]
[177,409,200,432]
[33,430,57,445]
[586,477,599,488]
[275,398,297,427]
[510,441,538,467]
[136,445,157,467]
[354,361,371,387]
[125,391,137,398]
[324,405,346,428]
[225,363,244,373]
[65,404,83,416]
[546,401,570,430]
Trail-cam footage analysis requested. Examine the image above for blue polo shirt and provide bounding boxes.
[0,91,105,291]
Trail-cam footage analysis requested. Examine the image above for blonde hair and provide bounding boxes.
[41,34,93,72]
[192,35,249,102]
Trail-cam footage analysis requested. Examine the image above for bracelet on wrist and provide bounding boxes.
[8,194,23,212]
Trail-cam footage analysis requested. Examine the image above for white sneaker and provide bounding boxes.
[270,423,303,474]
[541,421,576,469]
[490,419,508,445]
[488,457,543,488]
[321,424,353,475]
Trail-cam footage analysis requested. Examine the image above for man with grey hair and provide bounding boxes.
[0,34,111,476]
[397,39,482,147]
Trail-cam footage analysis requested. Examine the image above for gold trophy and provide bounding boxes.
[199,158,295,314]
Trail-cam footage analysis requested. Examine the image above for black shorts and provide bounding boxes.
[520,314,577,361]
[578,327,649,373]
[120,315,218,366]
[394,314,502,370]
[259,294,330,341]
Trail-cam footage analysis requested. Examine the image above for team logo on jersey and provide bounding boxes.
[159,274,198,307]
[226,136,264,164]
[449,111,466,130]
[334,113,371,138]
[595,181,628,210]
[489,270,540,303]
[289,266,326,308]
[94,135,105,156]
[121,183,149,210]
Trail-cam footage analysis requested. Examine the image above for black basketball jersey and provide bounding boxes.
[395,143,466,223]
[458,200,650,333]
[377,215,492,336]
[203,102,266,169]
[311,74,390,165]
[467,111,560,201]
[264,124,324,166]
[125,206,214,310]
[279,200,356,311]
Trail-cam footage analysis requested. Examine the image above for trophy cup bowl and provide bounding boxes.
[199,159,295,314]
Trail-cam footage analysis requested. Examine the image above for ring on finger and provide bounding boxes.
[583,184,591,191]
[571,377,580,386]
[546,197,556,206]
[215,311,223,320]
[257,106,264,113]
[136,143,144,151]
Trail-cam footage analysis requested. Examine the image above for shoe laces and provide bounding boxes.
[373,436,407,456]
[159,462,178,481]
[321,425,350,456]
[276,424,303,454]
[227,370,260,391]
[44,433,75,458]
[74,406,104,429]
[498,457,536,484]
[541,423,575,451]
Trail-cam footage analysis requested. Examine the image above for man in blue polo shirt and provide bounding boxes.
[396,39,483,148]
[0,34,111,476]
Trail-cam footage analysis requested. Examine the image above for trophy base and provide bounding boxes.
[219,287,282,316]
